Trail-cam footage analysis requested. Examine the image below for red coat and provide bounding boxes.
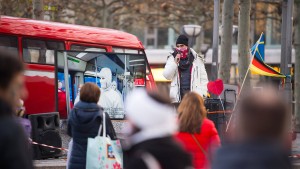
[176,118,221,169]
[58,89,73,119]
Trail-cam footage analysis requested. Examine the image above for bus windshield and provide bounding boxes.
[56,51,146,119]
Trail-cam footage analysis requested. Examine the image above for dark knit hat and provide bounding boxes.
[176,34,189,46]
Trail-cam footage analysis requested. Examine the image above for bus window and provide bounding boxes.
[145,60,156,89]
[63,51,146,119]
[23,39,64,64]
[126,55,146,88]
[57,72,73,102]
[112,48,139,54]
[71,44,106,52]
[85,53,146,98]
[84,76,101,87]
[0,35,18,56]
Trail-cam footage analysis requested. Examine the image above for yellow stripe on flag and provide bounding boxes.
[250,65,286,78]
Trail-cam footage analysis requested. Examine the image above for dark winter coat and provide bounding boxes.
[67,101,117,169]
[0,99,33,169]
[124,136,193,169]
[212,141,291,169]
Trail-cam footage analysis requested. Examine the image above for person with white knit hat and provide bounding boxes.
[123,88,193,169]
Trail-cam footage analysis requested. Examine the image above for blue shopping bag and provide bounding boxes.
[86,112,123,169]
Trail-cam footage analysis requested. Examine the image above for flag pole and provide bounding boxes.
[226,33,263,132]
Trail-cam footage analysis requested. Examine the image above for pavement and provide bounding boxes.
[293,133,300,168]
[34,159,66,169]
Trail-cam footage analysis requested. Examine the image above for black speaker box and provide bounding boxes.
[28,112,62,160]
[204,98,224,112]
[205,98,233,142]
[205,100,222,128]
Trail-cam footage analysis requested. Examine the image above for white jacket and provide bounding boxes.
[163,48,208,103]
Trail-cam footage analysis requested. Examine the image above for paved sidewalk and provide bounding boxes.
[34,159,66,169]
[292,133,300,168]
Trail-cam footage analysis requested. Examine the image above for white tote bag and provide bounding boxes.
[86,112,123,169]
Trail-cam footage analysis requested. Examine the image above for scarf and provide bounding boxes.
[178,49,193,70]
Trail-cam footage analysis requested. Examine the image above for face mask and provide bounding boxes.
[111,84,117,90]
[100,77,108,89]
[176,48,188,59]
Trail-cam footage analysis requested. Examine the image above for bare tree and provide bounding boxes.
[219,0,235,83]
[0,1,284,50]
[238,0,251,89]
[295,0,300,131]
[33,0,44,20]
[0,0,31,18]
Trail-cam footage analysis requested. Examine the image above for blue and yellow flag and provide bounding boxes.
[250,33,287,78]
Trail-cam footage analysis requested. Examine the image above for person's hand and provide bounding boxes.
[175,54,181,64]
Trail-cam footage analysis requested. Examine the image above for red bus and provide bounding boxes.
[0,16,156,119]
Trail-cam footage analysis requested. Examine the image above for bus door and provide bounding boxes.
[56,51,147,120]
[55,51,86,119]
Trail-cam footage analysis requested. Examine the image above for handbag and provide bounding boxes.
[86,112,123,169]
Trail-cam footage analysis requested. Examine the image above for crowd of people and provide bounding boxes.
[0,35,293,169]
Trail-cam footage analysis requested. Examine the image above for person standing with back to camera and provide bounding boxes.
[163,34,209,105]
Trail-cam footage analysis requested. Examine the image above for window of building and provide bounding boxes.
[147,39,155,47]
[157,28,168,48]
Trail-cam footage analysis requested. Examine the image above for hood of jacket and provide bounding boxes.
[69,101,102,130]
[189,48,205,61]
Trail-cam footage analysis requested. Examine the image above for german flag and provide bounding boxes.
[250,33,287,78]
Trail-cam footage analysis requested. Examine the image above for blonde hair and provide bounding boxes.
[178,92,207,134]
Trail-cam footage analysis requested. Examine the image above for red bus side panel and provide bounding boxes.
[24,64,56,115]
[146,73,156,91]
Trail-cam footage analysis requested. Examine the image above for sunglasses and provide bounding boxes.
[176,44,185,48]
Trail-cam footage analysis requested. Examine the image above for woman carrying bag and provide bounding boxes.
[86,110,123,169]
[176,92,221,169]
[67,83,117,169]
